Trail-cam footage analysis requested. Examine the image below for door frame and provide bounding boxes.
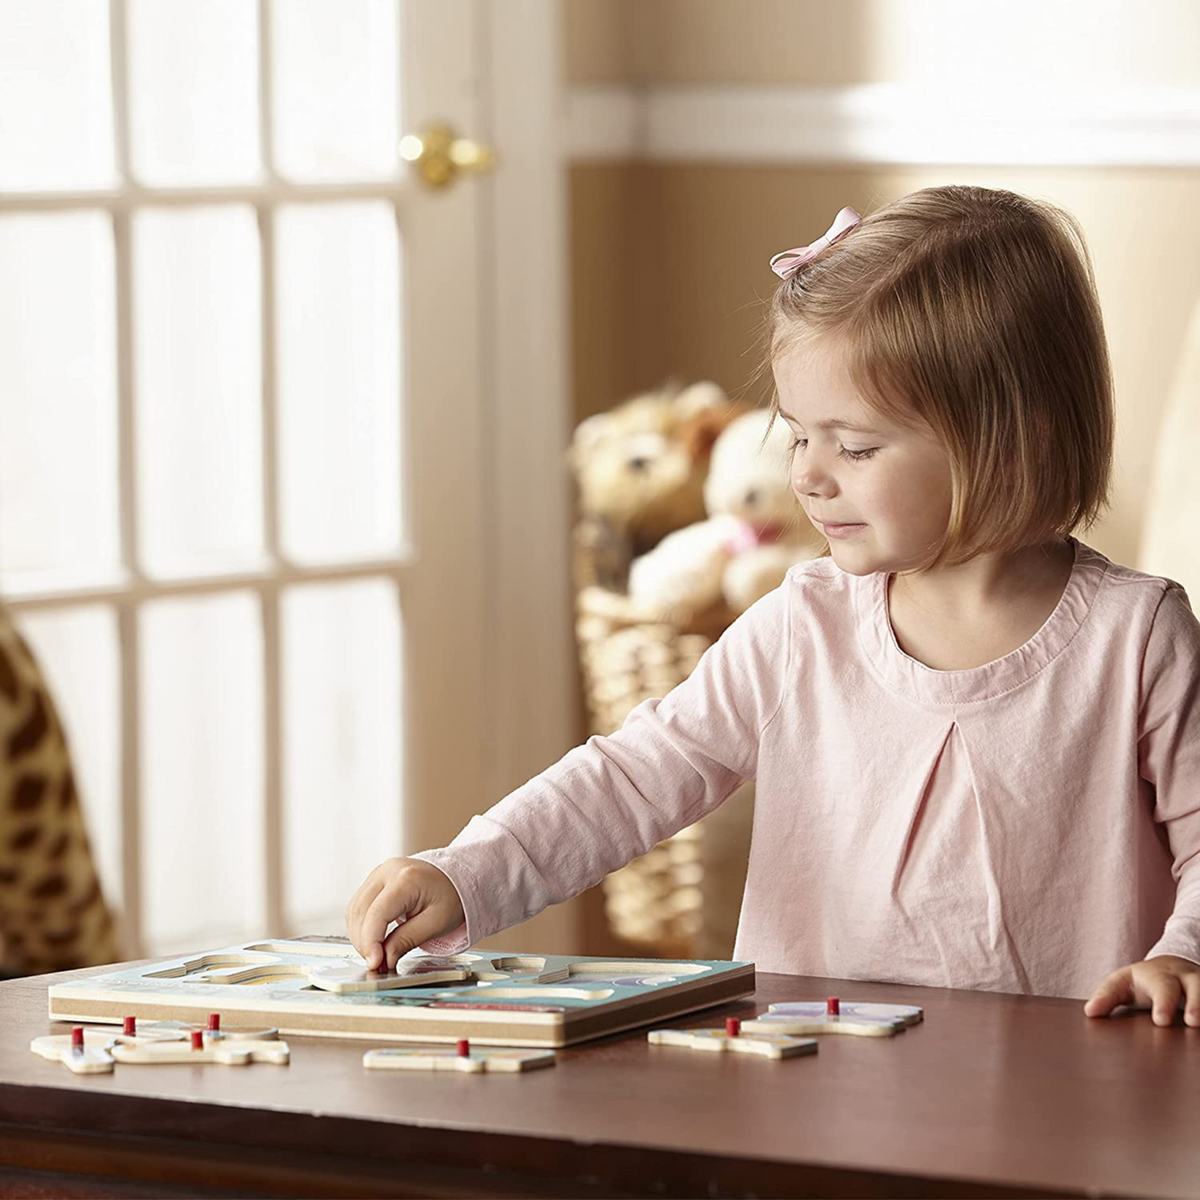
[405,0,579,951]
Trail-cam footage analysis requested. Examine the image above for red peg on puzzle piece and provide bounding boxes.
[457,1039,470,1057]
[725,1017,741,1037]
[207,1013,220,1032]
[190,1030,204,1051]
[123,1016,136,1037]
[827,997,840,1015]
[71,1027,84,1050]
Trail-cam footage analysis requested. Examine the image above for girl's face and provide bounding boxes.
[772,342,954,576]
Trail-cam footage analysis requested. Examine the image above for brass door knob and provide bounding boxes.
[399,123,498,189]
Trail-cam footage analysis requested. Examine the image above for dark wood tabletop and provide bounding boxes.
[0,960,1197,1199]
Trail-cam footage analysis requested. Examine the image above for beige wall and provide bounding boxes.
[565,3,1200,569]
[566,0,1200,88]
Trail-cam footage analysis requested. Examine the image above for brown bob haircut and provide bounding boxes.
[762,184,1115,571]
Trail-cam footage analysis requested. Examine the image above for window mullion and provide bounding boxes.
[108,0,132,185]
[257,0,284,937]
[261,580,283,938]
[109,0,145,956]
[259,195,284,935]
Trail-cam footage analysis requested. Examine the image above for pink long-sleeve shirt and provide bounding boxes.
[414,536,1200,999]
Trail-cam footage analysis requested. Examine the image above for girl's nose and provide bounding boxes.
[793,464,836,498]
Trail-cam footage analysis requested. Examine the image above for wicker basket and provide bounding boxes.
[572,516,741,956]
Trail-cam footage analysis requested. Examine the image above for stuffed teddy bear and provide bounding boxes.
[627,408,824,615]
[567,381,739,591]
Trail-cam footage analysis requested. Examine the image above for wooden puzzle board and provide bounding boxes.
[48,936,755,1047]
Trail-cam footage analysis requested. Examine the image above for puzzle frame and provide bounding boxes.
[48,936,755,1047]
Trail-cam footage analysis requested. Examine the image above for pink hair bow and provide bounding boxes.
[769,206,862,279]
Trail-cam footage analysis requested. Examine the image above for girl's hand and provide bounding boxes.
[1084,955,1200,1026]
[344,857,466,972]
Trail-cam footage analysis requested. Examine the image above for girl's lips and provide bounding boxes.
[821,521,867,538]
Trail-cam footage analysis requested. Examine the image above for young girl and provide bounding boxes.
[346,185,1200,1027]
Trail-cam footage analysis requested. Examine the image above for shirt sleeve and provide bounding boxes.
[410,577,794,953]
[1140,583,1200,967]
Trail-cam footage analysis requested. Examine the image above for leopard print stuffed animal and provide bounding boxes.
[0,605,119,977]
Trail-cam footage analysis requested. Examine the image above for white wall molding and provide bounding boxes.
[567,83,1200,167]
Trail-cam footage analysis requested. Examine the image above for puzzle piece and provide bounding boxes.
[33,1012,289,1074]
[129,1014,280,1041]
[31,1029,117,1074]
[306,957,473,993]
[111,1029,289,1066]
[363,1038,555,1074]
[648,1017,817,1061]
[777,999,924,1025]
[741,997,924,1039]
[31,1018,206,1074]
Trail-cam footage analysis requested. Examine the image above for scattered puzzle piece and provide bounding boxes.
[32,1018,205,1074]
[109,1015,207,1042]
[741,997,923,1039]
[742,998,924,1039]
[741,1012,900,1038]
[131,1013,280,1041]
[34,1013,292,1074]
[648,1016,817,1061]
[363,1037,555,1074]
[31,1028,115,1074]
[111,1030,290,1066]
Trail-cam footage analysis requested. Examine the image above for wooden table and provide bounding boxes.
[0,961,1197,1198]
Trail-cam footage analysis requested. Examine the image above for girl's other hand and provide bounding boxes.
[344,857,466,972]
[1084,955,1200,1026]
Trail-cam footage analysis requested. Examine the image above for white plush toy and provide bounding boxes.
[627,408,824,614]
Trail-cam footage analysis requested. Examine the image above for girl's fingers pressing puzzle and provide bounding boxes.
[381,905,451,970]
[344,857,466,972]
[360,876,421,969]
[345,858,409,968]
[344,874,385,964]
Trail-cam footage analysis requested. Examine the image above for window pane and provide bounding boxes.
[141,591,264,952]
[282,579,401,931]
[0,213,120,592]
[134,206,264,577]
[275,203,402,563]
[127,0,261,186]
[15,605,122,938]
[270,0,401,181]
[0,0,115,190]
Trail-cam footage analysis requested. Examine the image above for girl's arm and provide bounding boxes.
[1140,584,1200,967]
[1087,584,1200,1025]
[406,577,795,955]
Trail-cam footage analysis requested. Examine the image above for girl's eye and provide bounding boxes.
[788,437,878,462]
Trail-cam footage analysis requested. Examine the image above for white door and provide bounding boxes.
[0,0,556,957]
